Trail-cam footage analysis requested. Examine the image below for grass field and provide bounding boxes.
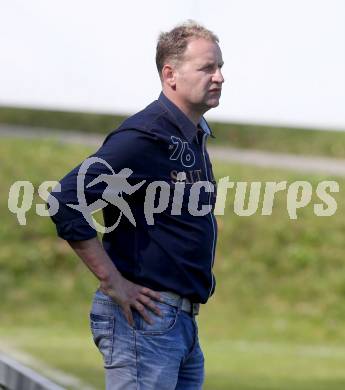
[1,137,345,389]
[1,105,345,158]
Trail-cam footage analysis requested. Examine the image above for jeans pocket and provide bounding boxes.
[134,301,179,335]
[90,313,115,366]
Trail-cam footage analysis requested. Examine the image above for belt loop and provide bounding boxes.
[192,303,199,316]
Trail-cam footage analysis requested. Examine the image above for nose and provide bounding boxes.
[213,67,224,84]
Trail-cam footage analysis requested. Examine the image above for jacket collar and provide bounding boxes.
[158,92,215,142]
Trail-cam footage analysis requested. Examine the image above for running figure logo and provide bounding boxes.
[67,157,145,233]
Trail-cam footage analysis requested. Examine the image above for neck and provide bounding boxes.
[162,89,203,126]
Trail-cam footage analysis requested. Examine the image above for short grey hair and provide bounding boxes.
[156,20,219,78]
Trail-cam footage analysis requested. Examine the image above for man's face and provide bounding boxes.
[173,38,224,116]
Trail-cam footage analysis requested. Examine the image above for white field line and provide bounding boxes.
[1,124,345,177]
[0,124,104,146]
[211,147,345,177]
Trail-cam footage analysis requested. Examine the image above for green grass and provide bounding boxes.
[211,122,345,158]
[0,105,127,134]
[1,137,345,389]
[1,105,345,158]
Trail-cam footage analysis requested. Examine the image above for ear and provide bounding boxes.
[162,64,176,89]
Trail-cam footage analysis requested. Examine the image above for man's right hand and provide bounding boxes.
[67,237,163,328]
[100,275,163,327]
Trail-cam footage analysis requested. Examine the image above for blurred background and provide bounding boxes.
[1,0,345,389]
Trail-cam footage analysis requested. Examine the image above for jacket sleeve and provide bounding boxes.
[48,129,157,241]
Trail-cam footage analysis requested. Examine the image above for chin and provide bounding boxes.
[207,99,220,108]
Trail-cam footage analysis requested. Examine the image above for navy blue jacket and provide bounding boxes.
[49,92,218,303]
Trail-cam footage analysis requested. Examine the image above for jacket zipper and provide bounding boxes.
[201,133,216,299]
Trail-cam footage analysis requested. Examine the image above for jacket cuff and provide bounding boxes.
[55,217,98,241]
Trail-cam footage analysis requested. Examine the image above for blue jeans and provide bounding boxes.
[90,289,205,389]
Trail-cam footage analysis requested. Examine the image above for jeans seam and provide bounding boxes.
[93,299,115,306]
[134,330,139,390]
[107,317,115,367]
[182,316,198,364]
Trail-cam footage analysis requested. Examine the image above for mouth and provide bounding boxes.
[209,88,222,93]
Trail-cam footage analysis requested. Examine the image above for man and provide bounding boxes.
[49,20,224,389]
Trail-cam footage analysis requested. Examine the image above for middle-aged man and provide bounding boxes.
[49,20,224,390]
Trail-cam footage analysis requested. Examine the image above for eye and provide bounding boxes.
[201,65,215,72]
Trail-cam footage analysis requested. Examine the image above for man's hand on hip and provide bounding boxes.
[67,237,162,327]
[100,275,163,327]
